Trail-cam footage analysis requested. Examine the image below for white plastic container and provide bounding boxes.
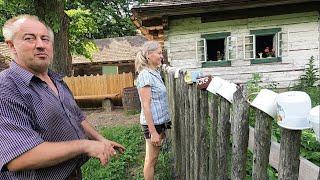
[309,105,320,141]
[206,76,226,95]
[216,82,238,103]
[275,91,312,130]
[251,89,278,118]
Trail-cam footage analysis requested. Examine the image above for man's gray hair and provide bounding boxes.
[2,14,54,42]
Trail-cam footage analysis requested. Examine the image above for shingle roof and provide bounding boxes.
[0,42,12,71]
[72,35,148,64]
[0,42,12,59]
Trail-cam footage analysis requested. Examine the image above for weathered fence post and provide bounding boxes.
[199,89,209,180]
[193,84,201,180]
[278,128,302,180]
[173,72,182,178]
[231,86,249,180]
[252,109,273,180]
[217,97,231,180]
[179,75,186,179]
[183,81,190,180]
[189,85,195,180]
[208,95,218,180]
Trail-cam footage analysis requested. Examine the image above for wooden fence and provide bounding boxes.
[165,71,320,180]
[63,73,134,101]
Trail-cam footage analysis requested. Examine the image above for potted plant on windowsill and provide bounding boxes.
[264,47,275,58]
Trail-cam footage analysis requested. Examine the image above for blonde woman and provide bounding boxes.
[135,41,171,180]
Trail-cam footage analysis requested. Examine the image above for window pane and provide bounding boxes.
[245,36,253,44]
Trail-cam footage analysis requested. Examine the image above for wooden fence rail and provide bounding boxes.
[165,70,320,180]
[63,73,134,101]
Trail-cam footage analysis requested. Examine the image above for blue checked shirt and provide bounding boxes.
[137,68,170,125]
[0,61,88,180]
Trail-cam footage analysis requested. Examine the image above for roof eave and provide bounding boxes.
[132,0,318,20]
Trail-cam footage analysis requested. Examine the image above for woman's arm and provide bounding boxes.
[139,86,161,145]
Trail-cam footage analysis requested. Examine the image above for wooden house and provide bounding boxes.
[72,35,147,76]
[131,0,320,88]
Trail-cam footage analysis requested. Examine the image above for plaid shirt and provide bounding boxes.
[136,68,170,125]
[0,61,88,180]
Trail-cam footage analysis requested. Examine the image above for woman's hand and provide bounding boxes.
[150,132,161,146]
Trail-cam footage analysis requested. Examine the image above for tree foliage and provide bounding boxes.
[0,0,146,74]
[66,8,98,59]
[66,0,147,39]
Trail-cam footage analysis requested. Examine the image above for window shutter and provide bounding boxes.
[244,35,255,59]
[196,38,207,62]
[226,36,237,60]
[277,31,289,57]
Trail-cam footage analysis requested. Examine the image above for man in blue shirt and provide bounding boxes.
[0,14,125,179]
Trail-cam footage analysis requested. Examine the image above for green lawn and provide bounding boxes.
[81,124,172,180]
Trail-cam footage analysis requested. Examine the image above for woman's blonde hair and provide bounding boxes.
[135,41,161,73]
[2,14,54,42]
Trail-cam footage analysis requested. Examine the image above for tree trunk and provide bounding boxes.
[34,0,72,76]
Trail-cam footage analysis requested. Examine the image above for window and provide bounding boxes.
[197,32,234,67]
[245,28,288,64]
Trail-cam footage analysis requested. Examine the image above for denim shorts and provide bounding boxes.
[142,121,171,139]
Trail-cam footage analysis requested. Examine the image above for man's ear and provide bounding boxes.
[6,40,17,54]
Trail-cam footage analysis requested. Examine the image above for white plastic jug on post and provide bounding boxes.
[216,82,238,103]
[275,91,312,130]
[206,76,226,95]
[251,89,278,118]
[309,105,320,141]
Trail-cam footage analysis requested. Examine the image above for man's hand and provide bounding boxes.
[100,139,126,154]
[83,140,116,166]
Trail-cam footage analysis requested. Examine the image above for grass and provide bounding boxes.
[81,124,172,180]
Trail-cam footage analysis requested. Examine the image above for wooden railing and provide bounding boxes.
[63,73,134,101]
[164,70,320,180]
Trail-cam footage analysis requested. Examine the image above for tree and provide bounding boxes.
[34,0,71,76]
[1,0,72,76]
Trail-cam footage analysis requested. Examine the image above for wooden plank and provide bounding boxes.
[252,109,273,180]
[74,94,119,100]
[174,72,182,179]
[208,95,218,180]
[278,128,302,180]
[183,80,190,180]
[193,83,201,180]
[179,76,186,179]
[189,84,195,180]
[231,85,249,180]
[199,89,209,180]
[248,127,320,180]
[216,97,231,180]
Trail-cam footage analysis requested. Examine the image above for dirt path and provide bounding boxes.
[84,108,140,128]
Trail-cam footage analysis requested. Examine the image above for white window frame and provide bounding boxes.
[277,31,289,57]
[226,36,237,60]
[243,35,255,59]
[196,38,207,62]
